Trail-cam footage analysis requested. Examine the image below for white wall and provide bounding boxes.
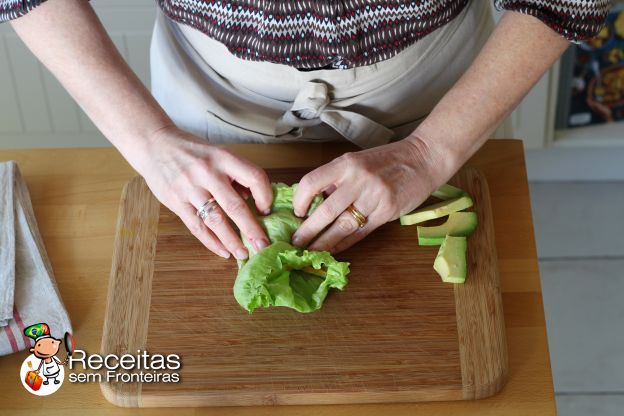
[0,0,155,148]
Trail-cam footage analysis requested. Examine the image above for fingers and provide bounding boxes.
[232,182,251,200]
[308,199,378,252]
[293,161,343,217]
[182,149,271,259]
[291,186,354,248]
[330,209,386,254]
[190,192,252,260]
[222,151,273,214]
[208,181,270,253]
[177,203,230,259]
[307,211,359,252]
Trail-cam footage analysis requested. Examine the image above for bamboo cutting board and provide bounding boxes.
[100,167,507,407]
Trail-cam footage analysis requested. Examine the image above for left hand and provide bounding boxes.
[291,136,447,253]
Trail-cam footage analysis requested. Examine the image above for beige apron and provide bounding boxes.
[150,0,494,148]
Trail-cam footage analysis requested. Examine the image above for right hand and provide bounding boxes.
[129,125,272,260]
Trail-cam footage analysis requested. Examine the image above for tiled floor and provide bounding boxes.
[530,182,624,415]
[556,394,624,416]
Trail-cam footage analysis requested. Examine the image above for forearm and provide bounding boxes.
[10,0,172,164]
[409,11,570,183]
[8,0,280,257]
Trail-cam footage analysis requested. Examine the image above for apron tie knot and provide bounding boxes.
[278,81,395,149]
[291,82,330,121]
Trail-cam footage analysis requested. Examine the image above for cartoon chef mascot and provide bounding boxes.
[24,323,66,385]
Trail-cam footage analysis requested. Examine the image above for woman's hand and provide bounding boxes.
[131,126,272,260]
[291,136,448,253]
[289,10,573,256]
[9,1,273,261]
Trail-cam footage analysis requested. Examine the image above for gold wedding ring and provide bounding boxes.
[196,198,219,221]
[346,204,367,228]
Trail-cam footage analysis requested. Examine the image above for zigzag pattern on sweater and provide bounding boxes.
[0,0,613,69]
[1,0,44,21]
[495,0,611,42]
[159,0,470,68]
[158,0,611,69]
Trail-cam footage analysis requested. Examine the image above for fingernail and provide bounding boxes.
[253,238,269,251]
[218,250,231,259]
[235,248,249,260]
[262,208,271,215]
[292,235,302,247]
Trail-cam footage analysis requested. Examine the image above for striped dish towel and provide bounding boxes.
[0,161,72,355]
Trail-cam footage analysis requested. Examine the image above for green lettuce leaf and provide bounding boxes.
[271,182,323,215]
[233,241,349,313]
[234,183,349,313]
[241,210,302,259]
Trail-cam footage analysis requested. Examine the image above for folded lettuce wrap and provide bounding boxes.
[234,183,349,313]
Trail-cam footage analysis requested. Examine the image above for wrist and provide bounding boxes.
[114,121,179,175]
[403,130,460,191]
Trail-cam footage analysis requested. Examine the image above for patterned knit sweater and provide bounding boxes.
[1,0,612,69]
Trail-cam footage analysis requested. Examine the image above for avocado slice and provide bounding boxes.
[433,235,468,284]
[417,212,478,246]
[400,195,473,226]
[432,184,466,200]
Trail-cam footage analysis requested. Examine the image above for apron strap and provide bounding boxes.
[277,81,395,149]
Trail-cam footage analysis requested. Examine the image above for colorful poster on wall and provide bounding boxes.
[558,7,624,129]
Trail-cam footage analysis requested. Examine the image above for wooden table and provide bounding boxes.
[0,140,556,415]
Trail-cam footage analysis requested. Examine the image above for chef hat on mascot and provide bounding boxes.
[24,323,53,342]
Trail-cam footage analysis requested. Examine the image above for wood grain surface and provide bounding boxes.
[0,140,556,416]
[100,166,507,407]
[99,176,161,407]
[453,169,507,400]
